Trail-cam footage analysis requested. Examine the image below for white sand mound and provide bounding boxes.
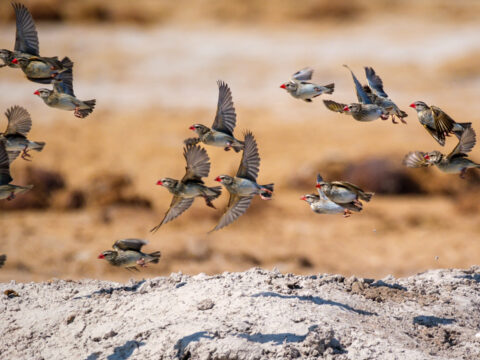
[1,267,480,359]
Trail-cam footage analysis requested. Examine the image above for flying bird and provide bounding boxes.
[323,65,387,122]
[13,54,73,84]
[0,139,33,200]
[98,239,161,271]
[409,101,470,146]
[151,144,222,232]
[0,2,39,68]
[185,80,244,152]
[403,127,479,178]
[34,68,96,118]
[211,131,274,232]
[280,67,334,102]
[0,105,45,162]
[364,66,407,124]
[316,174,374,207]
[300,174,362,217]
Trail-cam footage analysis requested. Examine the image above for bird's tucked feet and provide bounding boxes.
[7,192,15,201]
[74,107,82,118]
[224,142,232,151]
[136,258,147,267]
[391,115,398,124]
[460,168,467,179]
[343,209,351,218]
[21,147,32,161]
[400,117,407,124]
[353,199,362,207]
[380,114,389,121]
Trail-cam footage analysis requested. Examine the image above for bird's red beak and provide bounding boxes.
[214,176,221,182]
[11,58,18,64]
[315,184,321,188]
[343,106,350,112]
[156,180,163,185]
[409,103,416,109]
[280,84,286,89]
[33,90,40,96]
[189,125,195,130]
[300,196,307,201]
[98,254,105,259]
[424,155,430,160]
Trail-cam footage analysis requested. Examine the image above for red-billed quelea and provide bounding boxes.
[0,139,33,200]
[0,3,39,69]
[0,105,45,162]
[151,144,222,232]
[185,81,244,152]
[211,131,274,232]
[364,66,407,124]
[301,175,362,217]
[98,239,161,271]
[13,54,73,84]
[323,65,387,122]
[280,67,334,102]
[409,101,471,146]
[34,68,96,118]
[403,127,479,178]
[316,174,374,207]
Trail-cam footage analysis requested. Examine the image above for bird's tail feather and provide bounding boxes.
[148,251,162,264]
[77,100,96,118]
[323,83,335,94]
[32,141,45,152]
[360,192,374,202]
[60,56,73,70]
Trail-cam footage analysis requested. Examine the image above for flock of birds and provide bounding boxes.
[0,3,478,272]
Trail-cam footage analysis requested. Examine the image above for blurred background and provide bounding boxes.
[0,0,479,282]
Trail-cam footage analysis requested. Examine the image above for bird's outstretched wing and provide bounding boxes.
[323,100,347,113]
[0,141,12,185]
[236,131,260,182]
[13,2,39,56]
[150,196,195,232]
[364,67,388,98]
[430,106,455,144]
[447,127,476,160]
[4,105,31,137]
[113,239,147,252]
[181,144,210,183]
[343,65,372,104]
[53,68,75,96]
[292,67,313,81]
[211,194,253,232]
[211,80,236,136]
[403,151,430,168]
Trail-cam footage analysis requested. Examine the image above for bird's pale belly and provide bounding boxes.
[234,178,259,196]
[5,139,28,151]
[312,201,344,214]
[26,62,52,78]
[206,133,234,147]
[328,190,356,203]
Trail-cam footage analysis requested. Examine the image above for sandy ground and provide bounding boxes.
[0,13,479,282]
[1,267,480,359]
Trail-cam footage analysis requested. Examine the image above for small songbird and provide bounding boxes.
[403,127,479,178]
[280,67,334,102]
[323,65,387,122]
[98,239,161,271]
[409,101,471,146]
[13,54,73,84]
[0,105,45,162]
[301,175,362,217]
[185,80,244,152]
[212,131,274,232]
[364,67,407,124]
[34,68,96,118]
[0,3,39,69]
[151,144,222,232]
[0,254,6,269]
[316,174,374,207]
[0,140,33,200]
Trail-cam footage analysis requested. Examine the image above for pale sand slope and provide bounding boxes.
[1,267,479,359]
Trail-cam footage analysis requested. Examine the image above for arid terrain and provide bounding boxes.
[0,1,479,283]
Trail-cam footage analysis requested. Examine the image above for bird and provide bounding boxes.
[98,239,161,271]
[300,174,362,217]
[316,174,374,207]
[0,139,33,200]
[323,65,387,122]
[364,66,407,124]
[0,105,45,162]
[185,80,244,152]
[13,54,73,84]
[0,2,39,69]
[0,254,6,269]
[409,101,471,146]
[34,68,96,118]
[403,127,479,178]
[150,144,222,232]
[280,67,334,102]
[211,130,274,232]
